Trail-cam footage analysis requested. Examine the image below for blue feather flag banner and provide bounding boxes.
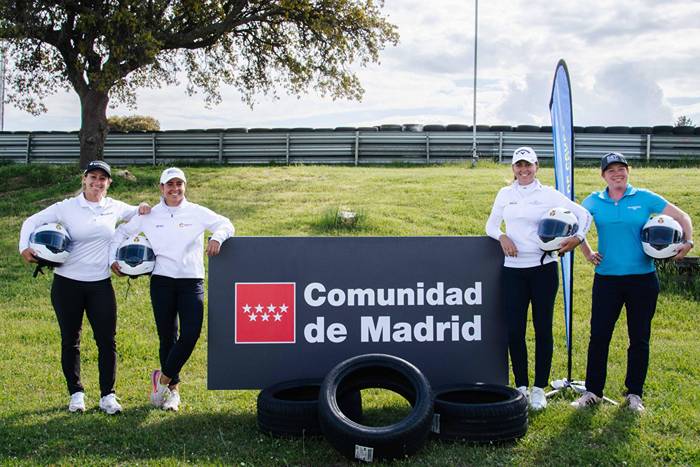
[549,60,575,360]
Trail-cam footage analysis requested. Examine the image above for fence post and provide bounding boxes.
[426,133,430,164]
[354,130,359,166]
[25,133,31,163]
[151,133,156,166]
[498,131,504,163]
[646,134,651,162]
[285,133,290,165]
[218,132,224,164]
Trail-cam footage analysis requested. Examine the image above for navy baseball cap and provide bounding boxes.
[84,160,112,178]
[600,152,628,172]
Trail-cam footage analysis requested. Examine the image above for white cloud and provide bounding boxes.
[3,0,700,131]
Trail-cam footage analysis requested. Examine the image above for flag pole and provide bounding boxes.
[471,0,478,166]
[546,59,616,404]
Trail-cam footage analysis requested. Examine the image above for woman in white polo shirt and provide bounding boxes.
[19,161,150,414]
[110,167,234,411]
[485,147,592,410]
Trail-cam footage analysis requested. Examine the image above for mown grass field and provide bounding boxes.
[1,162,698,465]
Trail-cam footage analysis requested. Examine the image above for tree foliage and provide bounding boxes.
[107,115,161,132]
[0,0,398,165]
[675,115,694,127]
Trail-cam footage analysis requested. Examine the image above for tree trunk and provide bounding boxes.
[78,90,110,168]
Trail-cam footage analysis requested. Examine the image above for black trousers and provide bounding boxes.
[50,274,117,397]
[501,262,559,388]
[584,272,659,398]
[149,275,204,385]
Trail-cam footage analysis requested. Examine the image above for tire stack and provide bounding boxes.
[256,354,528,462]
[431,384,528,442]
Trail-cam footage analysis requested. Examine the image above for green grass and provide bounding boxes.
[1,162,699,465]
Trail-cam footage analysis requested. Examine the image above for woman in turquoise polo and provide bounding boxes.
[572,153,694,412]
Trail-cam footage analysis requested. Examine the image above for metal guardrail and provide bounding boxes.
[1,129,699,165]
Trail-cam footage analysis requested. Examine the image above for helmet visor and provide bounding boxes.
[642,226,682,250]
[30,231,71,253]
[537,219,577,243]
[117,244,155,267]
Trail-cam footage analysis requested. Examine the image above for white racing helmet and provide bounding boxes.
[641,214,683,259]
[537,207,579,252]
[29,223,72,267]
[116,233,155,277]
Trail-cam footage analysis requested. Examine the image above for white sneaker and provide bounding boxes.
[529,386,547,410]
[571,391,601,409]
[516,386,529,401]
[162,389,180,412]
[150,369,171,408]
[625,394,645,413]
[99,393,122,415]
[68,392,85,413]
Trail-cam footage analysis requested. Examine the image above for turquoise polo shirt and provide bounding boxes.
[582,184,667,276]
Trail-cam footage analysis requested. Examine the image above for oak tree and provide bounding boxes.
[0,0,398,166]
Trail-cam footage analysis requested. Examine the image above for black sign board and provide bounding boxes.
[208,237,507,389]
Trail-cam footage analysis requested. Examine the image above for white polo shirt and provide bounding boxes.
[19,194,139,281]
[485,179,592,268]
[110,198,234,279]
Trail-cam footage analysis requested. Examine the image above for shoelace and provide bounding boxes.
[102,394,121,410]
[583,395,599,406]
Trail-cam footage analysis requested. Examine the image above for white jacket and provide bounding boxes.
[19,194,139,281]
[110,198,234,279]
[485,180,592,268]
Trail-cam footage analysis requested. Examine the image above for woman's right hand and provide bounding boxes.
[20,248,38,264]
[499,235,518,257]
[585,250,602,265]
[110,261,125,277]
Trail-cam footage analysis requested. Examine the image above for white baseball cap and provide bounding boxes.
[512,147,538,165]
[159,167,187,184]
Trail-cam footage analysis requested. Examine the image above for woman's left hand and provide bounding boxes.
[206,239,222,256]
[557,236,582,255]
[138,202,151,215]
[674,242,693,260]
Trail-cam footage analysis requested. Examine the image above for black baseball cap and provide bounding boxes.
[600,152,628,172]
[84,160,112,178]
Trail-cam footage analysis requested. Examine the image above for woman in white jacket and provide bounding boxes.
[110,167,234,411]
[485,147,591,410]
[19,160,149,414]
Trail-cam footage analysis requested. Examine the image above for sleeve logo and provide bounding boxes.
[235,282,296,344]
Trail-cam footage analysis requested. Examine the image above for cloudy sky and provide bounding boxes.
[3,0,700,131]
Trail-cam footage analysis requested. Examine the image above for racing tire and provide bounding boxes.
[432,384,528,443]
[673,126,695,135]
[379,124,403,132]
[445,124,471,132]
[515,125,540,132]
[489,125,513,132]
[605,126,631,134]
[630,126,652,134]
[403,123,424,132]
[257,379,362,437]
[319,354,433,462]
[652,125,674,135]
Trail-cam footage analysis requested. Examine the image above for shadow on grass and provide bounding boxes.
[529,404,640,465]
[0,404,335,463]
